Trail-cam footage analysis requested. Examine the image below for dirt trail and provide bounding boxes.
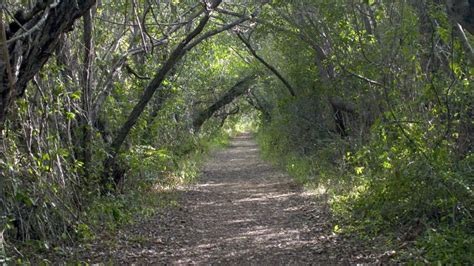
[84,133,382,264]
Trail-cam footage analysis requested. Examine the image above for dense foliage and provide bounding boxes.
[254,0,473,263]
[0,0,472,263]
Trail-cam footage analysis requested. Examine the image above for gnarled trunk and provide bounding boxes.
[0,0,96,127]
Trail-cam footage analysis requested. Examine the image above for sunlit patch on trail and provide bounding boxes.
[223,219,254,225]
[101,134,380,264]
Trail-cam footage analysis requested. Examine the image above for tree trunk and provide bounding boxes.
[0,0,96,127]
[81,8,94,180]
[102,0,224,190]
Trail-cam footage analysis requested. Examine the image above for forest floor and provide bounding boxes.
[76,133,389,264]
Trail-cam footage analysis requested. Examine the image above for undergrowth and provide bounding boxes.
[5,130,232,263]
[257,121,473,264]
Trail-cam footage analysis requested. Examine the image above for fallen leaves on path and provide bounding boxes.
[75,133,388,264]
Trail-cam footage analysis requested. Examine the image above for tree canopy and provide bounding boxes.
[0,0,472,263]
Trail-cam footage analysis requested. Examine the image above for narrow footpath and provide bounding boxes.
[82,133,383,264]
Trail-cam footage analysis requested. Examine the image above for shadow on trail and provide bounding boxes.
[164,134,334,264]
[83,133,382,264]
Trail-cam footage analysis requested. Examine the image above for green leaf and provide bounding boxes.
[65,112,76,120]
[71,90,81,100]
[365,0,376,6]
[355,166,365,175]
[15,192,34,207]
[382,161,392,169]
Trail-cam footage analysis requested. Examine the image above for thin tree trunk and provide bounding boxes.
[0,1,12,253]
[81,8,94,179]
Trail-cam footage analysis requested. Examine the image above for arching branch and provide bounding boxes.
[103,0,225,190]
[236,33,297,97]
[192,75,256,131]
[246,90,271,122]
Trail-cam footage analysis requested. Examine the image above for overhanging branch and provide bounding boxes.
[192,75,256,131]
[237,33,296,97]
